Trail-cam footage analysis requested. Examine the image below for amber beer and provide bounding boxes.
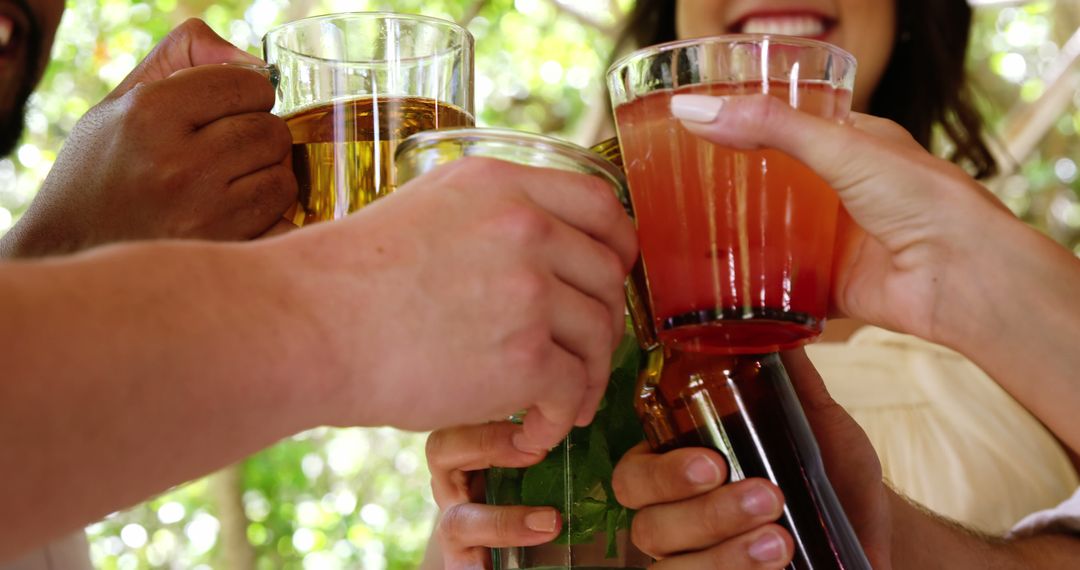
[264,13,475,224]
[285,96,473,225]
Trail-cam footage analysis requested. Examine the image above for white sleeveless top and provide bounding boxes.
[808,326,1080,534]
[1,533,92,570]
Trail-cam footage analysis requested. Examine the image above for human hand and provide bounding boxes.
[424,422,560,570]
[284,157,637,452]
[611,349,891,570]
[668,94,1011,342]
[2,19,295,258]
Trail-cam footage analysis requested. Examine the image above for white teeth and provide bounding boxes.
[0,16,12,48]
[742,16,826,37]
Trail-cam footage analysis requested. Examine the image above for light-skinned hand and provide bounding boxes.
[424,422,559,570]
[669,93,1011,345]
[283,156,637,452]
[611,349,891,570]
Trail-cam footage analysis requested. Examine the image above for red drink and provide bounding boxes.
[615,81,852,354]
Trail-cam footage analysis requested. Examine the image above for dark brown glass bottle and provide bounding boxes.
[635,348,871,570]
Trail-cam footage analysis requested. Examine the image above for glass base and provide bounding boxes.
[659,308,822,354]
[493,530,650,570]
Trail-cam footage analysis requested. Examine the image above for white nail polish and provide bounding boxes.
[670,94,725,123]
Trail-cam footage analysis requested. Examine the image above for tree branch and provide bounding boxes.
[545,0,617,35]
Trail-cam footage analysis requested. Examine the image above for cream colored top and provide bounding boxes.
[0,533,91,570]
[808,326,1080,535]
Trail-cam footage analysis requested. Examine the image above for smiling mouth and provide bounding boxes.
[730,14,836,39]
[0,13,24,60]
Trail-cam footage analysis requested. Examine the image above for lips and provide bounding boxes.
[0,14,15,53]
[729,12,836,40]
[0,1,31,62]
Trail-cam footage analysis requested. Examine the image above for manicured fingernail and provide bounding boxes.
[741,485,778,517]
[671,94,725,123]
[685,456,721,485]
[525,510,558,533]
[748,531,785,562]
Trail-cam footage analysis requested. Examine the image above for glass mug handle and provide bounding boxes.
[217,61,298,233]
[218,62,280,88]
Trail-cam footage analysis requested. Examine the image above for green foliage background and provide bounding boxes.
[0,1,1078,569]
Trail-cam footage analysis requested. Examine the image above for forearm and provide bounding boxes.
[890,490,1080,569]
[932,201,1080,453]
[0,240,337,559]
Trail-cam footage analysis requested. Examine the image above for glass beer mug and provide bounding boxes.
[263,12,474,225]
[396,128,651,570]
[607,36,871,570]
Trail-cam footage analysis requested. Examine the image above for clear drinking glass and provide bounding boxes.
[396,128,650,570]
[264,12,474,225]
[608,35,855,354]
[608,36,870,570]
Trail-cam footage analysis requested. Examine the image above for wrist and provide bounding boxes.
[887,489,1006,570]
[251,229,369,428]
[920,189,1029,349]
[0,203,86,259]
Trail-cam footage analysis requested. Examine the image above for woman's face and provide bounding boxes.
[675,0,896,111]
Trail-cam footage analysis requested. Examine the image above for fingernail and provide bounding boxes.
[741,485,778,517]
[671,94,725,123]
[748,531,785,563]
[525,510,558,533]
[685,456,721,486]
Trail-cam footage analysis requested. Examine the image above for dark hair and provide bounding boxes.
[614,0,998,179]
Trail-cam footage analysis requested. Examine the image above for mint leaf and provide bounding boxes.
[502,328,647,553]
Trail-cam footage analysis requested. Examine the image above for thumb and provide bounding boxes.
[779,348,868,466]
[668,93,948,254]
[110,18,264,98]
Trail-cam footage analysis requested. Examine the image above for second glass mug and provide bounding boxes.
[607,35,871,570]
[262,12,475,226]
[395,128,652,570]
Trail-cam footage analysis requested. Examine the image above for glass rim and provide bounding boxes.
[607,33,856,80]
[264,11,473,66]
[395,127,626,188]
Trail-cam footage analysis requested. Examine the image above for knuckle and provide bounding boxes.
[248,165,298,216]
[266,115,294,156]
[118,84,158,129]
[584,300,613,350]
[599,248,626,293]
[503,267,549,306]
[425,431,449,465]
[492,508,515,540]
[630,515,660,558]
[477,423,502,457]
[755,94,784,126]
[177,17,212,36]
[503,327,551,371]
[210,73,248,112]
[611,465,635,508]
[444,156,514,183]
[584,176,622,218]
[497,205,553,245]
[704,541,733,568]
[156,160,194,192]
[647,457,677,502]
[699,489,734,538]
[437,506,469,544]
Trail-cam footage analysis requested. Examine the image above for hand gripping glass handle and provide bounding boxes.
[218,62,280,88]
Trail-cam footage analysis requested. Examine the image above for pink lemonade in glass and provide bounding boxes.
[615,80,852,354]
